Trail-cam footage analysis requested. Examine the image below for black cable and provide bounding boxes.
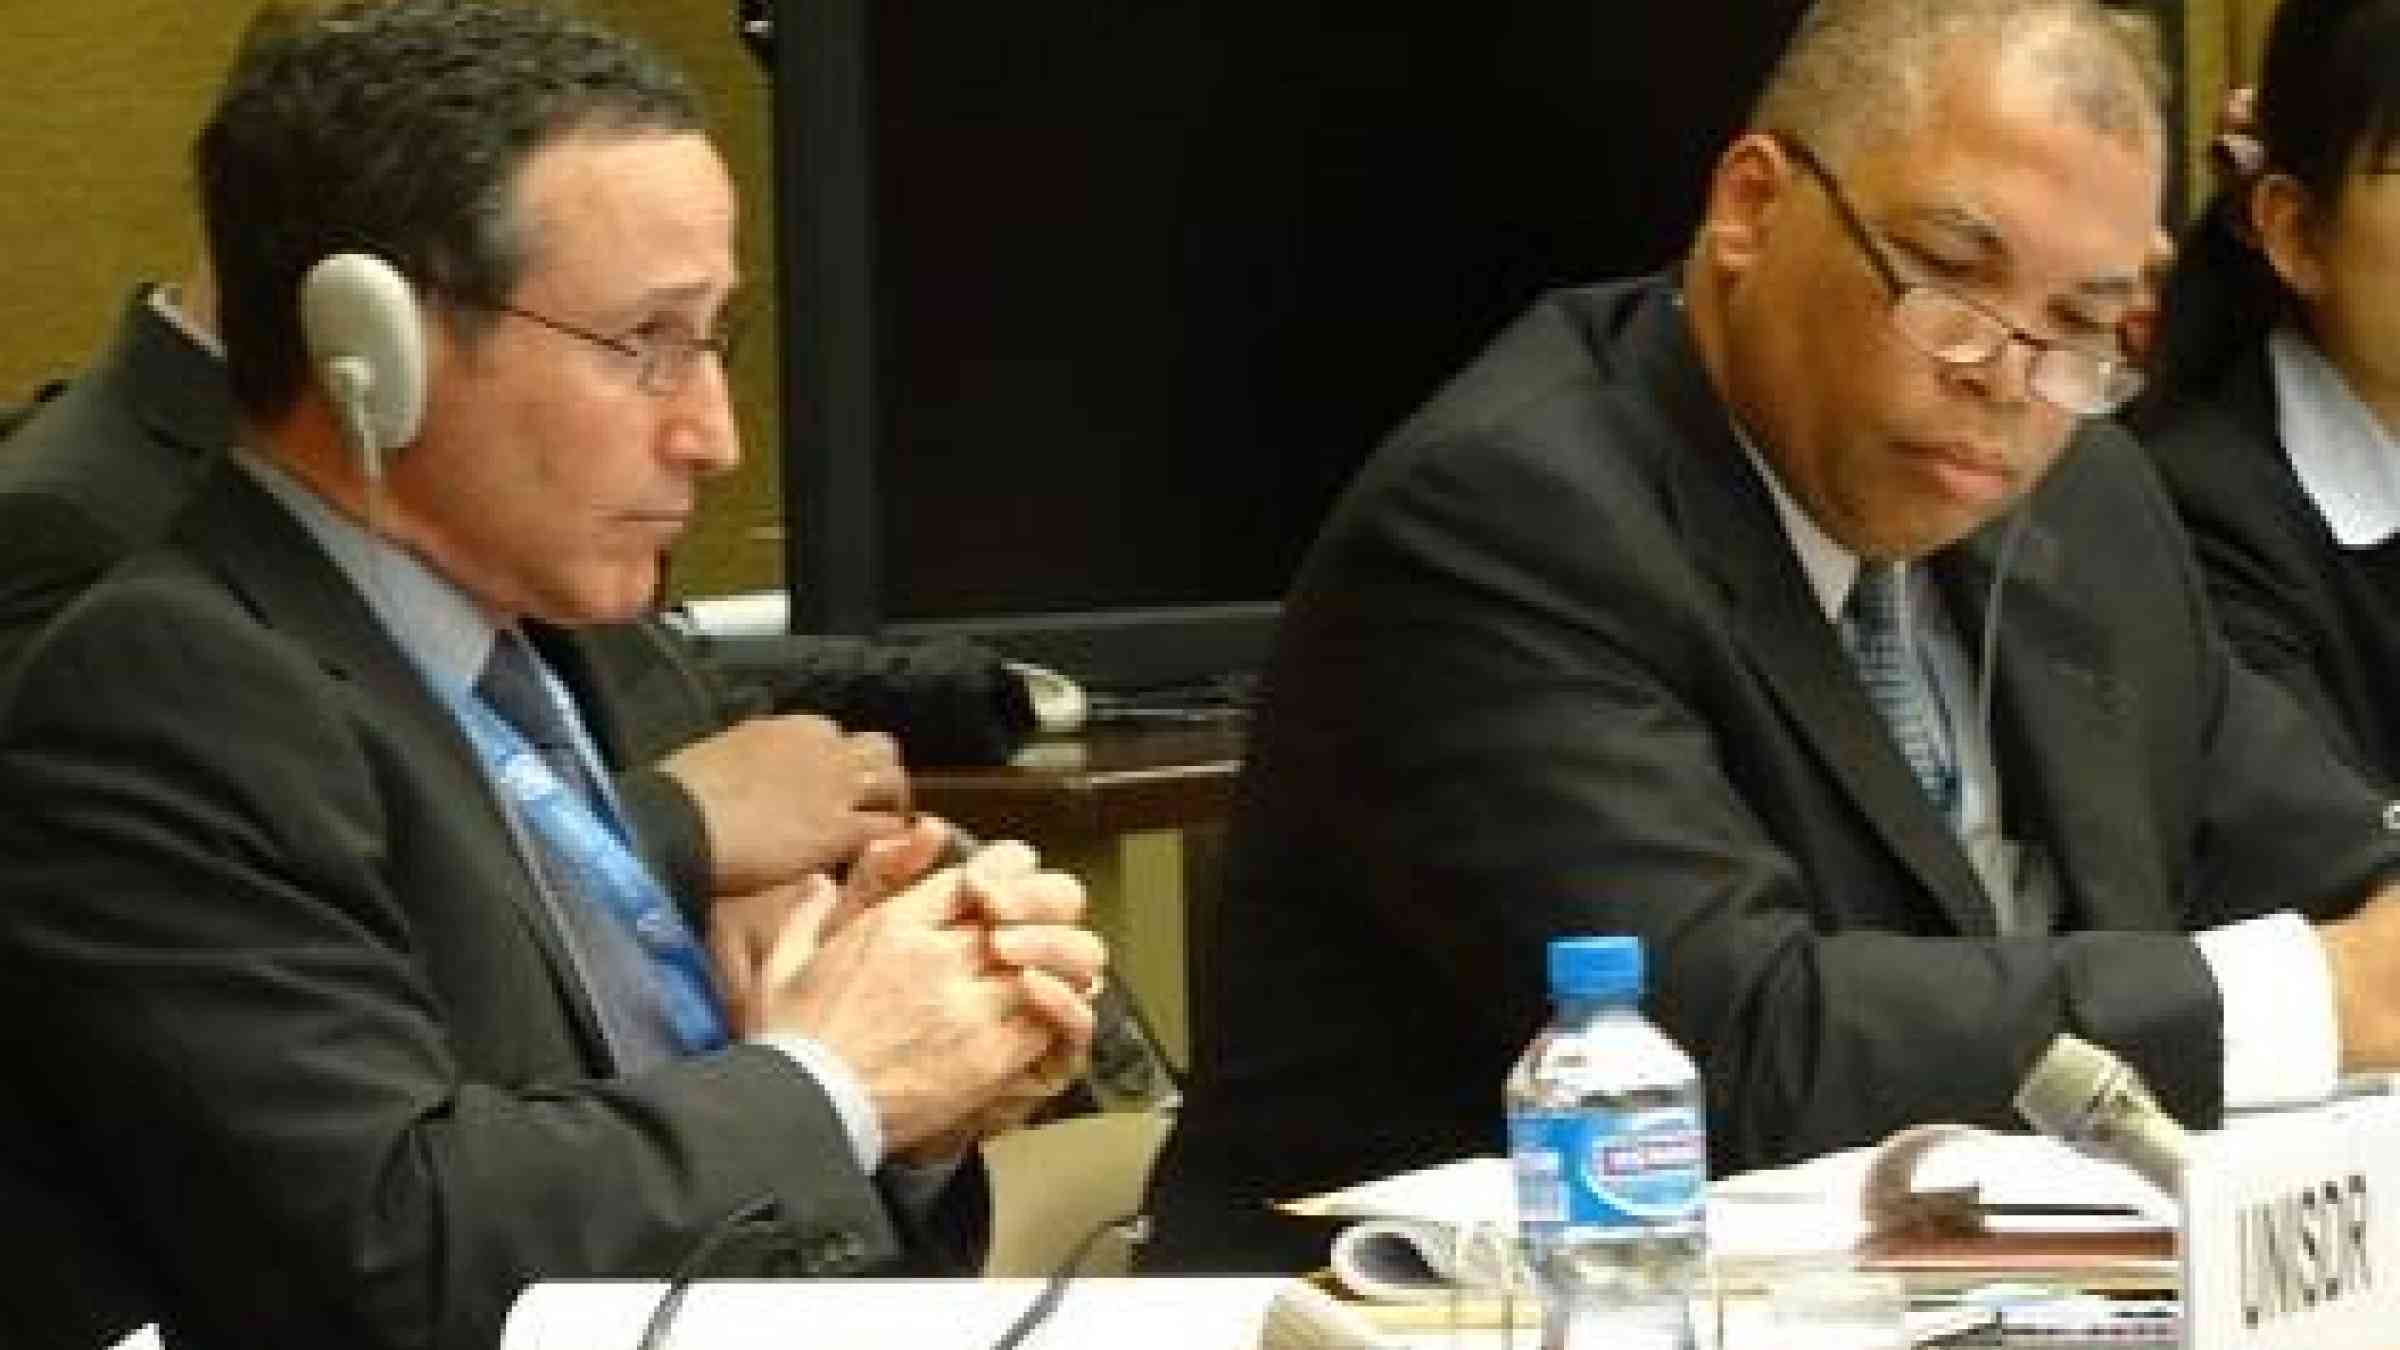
[633,1192,781,1350]
[986,1211,1150,1350]
[1089,974,1184,1101]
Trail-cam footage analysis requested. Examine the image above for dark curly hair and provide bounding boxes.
[194,0,705,423]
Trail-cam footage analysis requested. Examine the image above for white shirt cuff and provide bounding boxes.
[752,1033,883,1171]
[2192,911,2340,1110]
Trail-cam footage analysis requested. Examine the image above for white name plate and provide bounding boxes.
[2182,1093,2400,1350]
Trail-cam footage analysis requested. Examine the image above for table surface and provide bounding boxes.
[911,717,1248,842]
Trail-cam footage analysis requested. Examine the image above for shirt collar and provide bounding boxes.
[149,283,224,361]
[1730,418,1864,622]
[2270,324,2400,549]
[231,452,498,694]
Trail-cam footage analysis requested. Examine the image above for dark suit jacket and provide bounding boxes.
[1142,276,2400,1273]
[0,292,239,1348]
[2139,347,2400,790]
[0,463,987,1350]
[0,290,718,1350]
[0,290,223,676]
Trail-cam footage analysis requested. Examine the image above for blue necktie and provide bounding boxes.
[1841,562,1959,816]
[471,632,729,1062]
[476,632,611,814]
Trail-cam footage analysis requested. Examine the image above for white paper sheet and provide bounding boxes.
[502,1277,1299,1350]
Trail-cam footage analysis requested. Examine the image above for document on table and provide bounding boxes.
[1282,1153,1869,1301]
[1290,1128,2181,1305]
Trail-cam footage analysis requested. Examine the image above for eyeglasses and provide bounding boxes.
[490,303,742,397]
[1770,132,2144,418]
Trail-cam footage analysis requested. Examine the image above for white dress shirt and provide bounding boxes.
[2272,323,2400,549]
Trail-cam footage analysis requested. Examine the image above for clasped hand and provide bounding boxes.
[658,713,911,894]
[711,817,1105,1162]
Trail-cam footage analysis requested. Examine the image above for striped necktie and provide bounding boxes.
[1841,561,1959,816]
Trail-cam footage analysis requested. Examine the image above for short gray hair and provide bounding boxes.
[1750,0,2164,168]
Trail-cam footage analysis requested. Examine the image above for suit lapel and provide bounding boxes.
[120,287,238,463]
[1635,292,1995,933]
[174,465,616,1063]
[1938,500,2151,929]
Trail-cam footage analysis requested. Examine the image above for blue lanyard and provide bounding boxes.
[446,687,729,1057]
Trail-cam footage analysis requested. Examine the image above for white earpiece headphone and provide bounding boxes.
[299,252,426,481]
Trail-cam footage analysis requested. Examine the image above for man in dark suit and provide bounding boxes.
[1144,0,2400,1273]
[0,277,933,1350]
[0,5,1104,1348]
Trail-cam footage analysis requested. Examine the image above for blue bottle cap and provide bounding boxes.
[1548,935,1643,1002]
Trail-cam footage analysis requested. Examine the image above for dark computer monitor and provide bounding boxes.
[771,3,2184,693]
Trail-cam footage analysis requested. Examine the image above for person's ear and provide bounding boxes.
[1697,133,1797,278]
[2251,172,2328,301]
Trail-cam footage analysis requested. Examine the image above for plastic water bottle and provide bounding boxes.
[1506,936,1709,1350]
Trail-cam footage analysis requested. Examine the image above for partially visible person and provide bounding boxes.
[2134,0,2400,787]
[0,5,1101,1348]
[1145,0,2400,1274]
[0,275,229,680]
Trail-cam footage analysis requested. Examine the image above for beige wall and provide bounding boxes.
[0,0,785,600]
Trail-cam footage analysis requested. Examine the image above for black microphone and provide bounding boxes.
[2013,1032,2190,1193]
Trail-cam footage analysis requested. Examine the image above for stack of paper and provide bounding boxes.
[1286,1125,2180,1307]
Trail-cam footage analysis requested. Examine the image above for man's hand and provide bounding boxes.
[748,829,1105,1160]
[708,874,833,1037]
[887,1063,1089,1166]
[2321,880,2400,1072]
[708,823,954,1035]
[657,714,909,894]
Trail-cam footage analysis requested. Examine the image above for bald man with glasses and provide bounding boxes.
[1144,0,2400,1275]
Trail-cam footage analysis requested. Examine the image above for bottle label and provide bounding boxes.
[1508,1106,1705,1228]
